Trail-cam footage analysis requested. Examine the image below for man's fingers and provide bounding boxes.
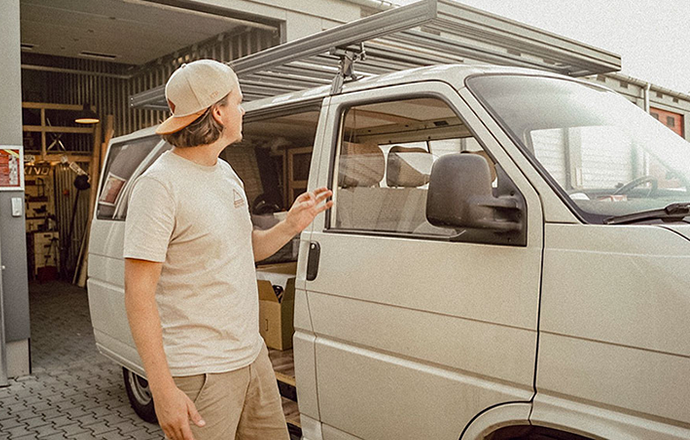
[312,186,330,196]
[187,399,206,427]
[318,200,334,213]
[315,190,333,202]
[180,422,196,440]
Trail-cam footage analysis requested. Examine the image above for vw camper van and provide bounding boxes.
[88,64,690,440]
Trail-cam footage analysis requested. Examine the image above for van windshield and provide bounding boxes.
[467,75,690,222]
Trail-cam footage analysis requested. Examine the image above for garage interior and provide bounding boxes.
[15,0,306,432]
[20,0,279,285]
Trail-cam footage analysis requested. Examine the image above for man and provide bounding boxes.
[123,59,332,440]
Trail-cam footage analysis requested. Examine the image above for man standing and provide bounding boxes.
[123,59,332,440]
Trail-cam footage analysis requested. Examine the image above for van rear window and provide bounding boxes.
[97,136,170,221]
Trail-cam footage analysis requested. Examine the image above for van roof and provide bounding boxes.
[242,63,571,112]
[116,63,589,141]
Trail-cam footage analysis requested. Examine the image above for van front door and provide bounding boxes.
[302,82,544,440]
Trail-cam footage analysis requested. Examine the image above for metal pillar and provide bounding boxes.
[0,0,31,383]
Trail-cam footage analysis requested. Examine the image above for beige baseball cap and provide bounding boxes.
[156,59,239,135]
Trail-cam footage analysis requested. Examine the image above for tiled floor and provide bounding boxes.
[0,281,300,439]
[1,281,165,439]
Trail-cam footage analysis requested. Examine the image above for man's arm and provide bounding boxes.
[252,187,333,261]
[124,258,205,440]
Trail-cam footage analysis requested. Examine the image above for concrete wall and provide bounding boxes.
[0,0,31,379]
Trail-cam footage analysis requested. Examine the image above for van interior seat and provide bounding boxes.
[336,142,387,230]
[379,146,434,233]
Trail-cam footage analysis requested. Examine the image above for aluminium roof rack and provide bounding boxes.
[130,0,621,110]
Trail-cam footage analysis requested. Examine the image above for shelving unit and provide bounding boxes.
[22,102,96,164]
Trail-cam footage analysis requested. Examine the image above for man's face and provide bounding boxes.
[220,86,245,144]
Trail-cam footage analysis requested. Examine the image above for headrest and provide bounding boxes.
[338,142,385,187]
[463,150,497,182]
[386,146,433,187]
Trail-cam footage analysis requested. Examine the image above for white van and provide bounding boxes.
[87,64,690,440]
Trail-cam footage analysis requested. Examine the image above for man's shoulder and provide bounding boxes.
[140,152,177,182]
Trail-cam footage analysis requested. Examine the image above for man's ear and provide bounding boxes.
[211,105,224,126]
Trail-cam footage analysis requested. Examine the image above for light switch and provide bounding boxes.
[11,197,23,217]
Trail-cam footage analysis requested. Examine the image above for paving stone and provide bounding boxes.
[39,408,64,420]
[37,433,69,440]
[64,433,96,440]
[33,422,64,438]
[57,422,90,437]
[0,415,23,430]
[48,415,74,428]
[4,282,166,440]
[83,420,117,436]
[3,424,35,438]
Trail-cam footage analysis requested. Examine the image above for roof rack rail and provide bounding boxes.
[130,0,621,110]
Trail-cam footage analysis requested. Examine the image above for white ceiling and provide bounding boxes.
[20,0,264,65]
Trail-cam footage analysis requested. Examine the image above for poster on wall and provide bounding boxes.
[0,147,23,191]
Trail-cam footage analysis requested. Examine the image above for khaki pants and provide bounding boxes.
[173,343,289,440]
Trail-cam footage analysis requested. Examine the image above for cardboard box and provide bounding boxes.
[258,278,295,350]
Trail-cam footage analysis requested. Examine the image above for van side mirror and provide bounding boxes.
[426,154,523,234]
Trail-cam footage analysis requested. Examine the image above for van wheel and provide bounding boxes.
[123,368,158,423]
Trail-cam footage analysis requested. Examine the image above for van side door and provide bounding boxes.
[302,81,544,440]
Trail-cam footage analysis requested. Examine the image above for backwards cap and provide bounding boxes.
[155,59,239,135]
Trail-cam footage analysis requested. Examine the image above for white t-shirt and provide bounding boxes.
[124,150,262,377]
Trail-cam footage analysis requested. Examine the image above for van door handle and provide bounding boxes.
[306,241,320,281]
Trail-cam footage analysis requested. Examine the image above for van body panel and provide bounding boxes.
[457,87,581,225]
[541,224,690,356]
[300,414,326,440]
[87,274,130,347]
[660,224,690,241]
[538,223,690,431]
[307,287,536,384]
[315,338,533,440]
[293,97,331,422]
[531,392,690,440]
[459,402,532,440]
[93,330,144,377]
[88,220,126,259]
[302,81,544,439]
[293,331,320,420]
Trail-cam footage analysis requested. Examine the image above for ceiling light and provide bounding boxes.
[75,103,99,124]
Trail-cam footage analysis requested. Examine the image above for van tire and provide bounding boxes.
[123,368,158,424]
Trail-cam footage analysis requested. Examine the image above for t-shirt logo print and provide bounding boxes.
[233,189,246,208]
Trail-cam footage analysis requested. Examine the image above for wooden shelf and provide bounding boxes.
[22,102,97,161]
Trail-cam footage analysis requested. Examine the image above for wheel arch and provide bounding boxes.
[459,402,532,440]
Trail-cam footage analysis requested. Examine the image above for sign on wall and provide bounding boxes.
[0,147,23,191]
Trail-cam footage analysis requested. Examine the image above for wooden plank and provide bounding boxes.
[76,121,103,287]
[23,125,95,134]
[40,108,46,158]
[101,115,115,170]
[41,154,92,163]
[275,371,296,387]
[22,102,83,111]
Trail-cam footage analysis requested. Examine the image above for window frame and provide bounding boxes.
[95,134,166,222]
[323,85,523,245]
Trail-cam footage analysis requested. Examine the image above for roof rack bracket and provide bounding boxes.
[329,43,366,95]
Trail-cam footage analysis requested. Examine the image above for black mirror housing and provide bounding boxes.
[426,154,525,242]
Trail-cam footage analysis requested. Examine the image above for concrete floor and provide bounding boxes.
[0,281,165,439]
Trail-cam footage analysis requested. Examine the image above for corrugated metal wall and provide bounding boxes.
[21,26,278,280]
[53,163,91,278]
[126,27,277,136]
[24,27,278,138]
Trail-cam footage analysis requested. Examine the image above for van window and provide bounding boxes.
[467,75,690,222]
[235,106,321,263]
[330,97,494,236]
[96,136,170,221]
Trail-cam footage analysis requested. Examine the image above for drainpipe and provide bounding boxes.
[644,82,651,113]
